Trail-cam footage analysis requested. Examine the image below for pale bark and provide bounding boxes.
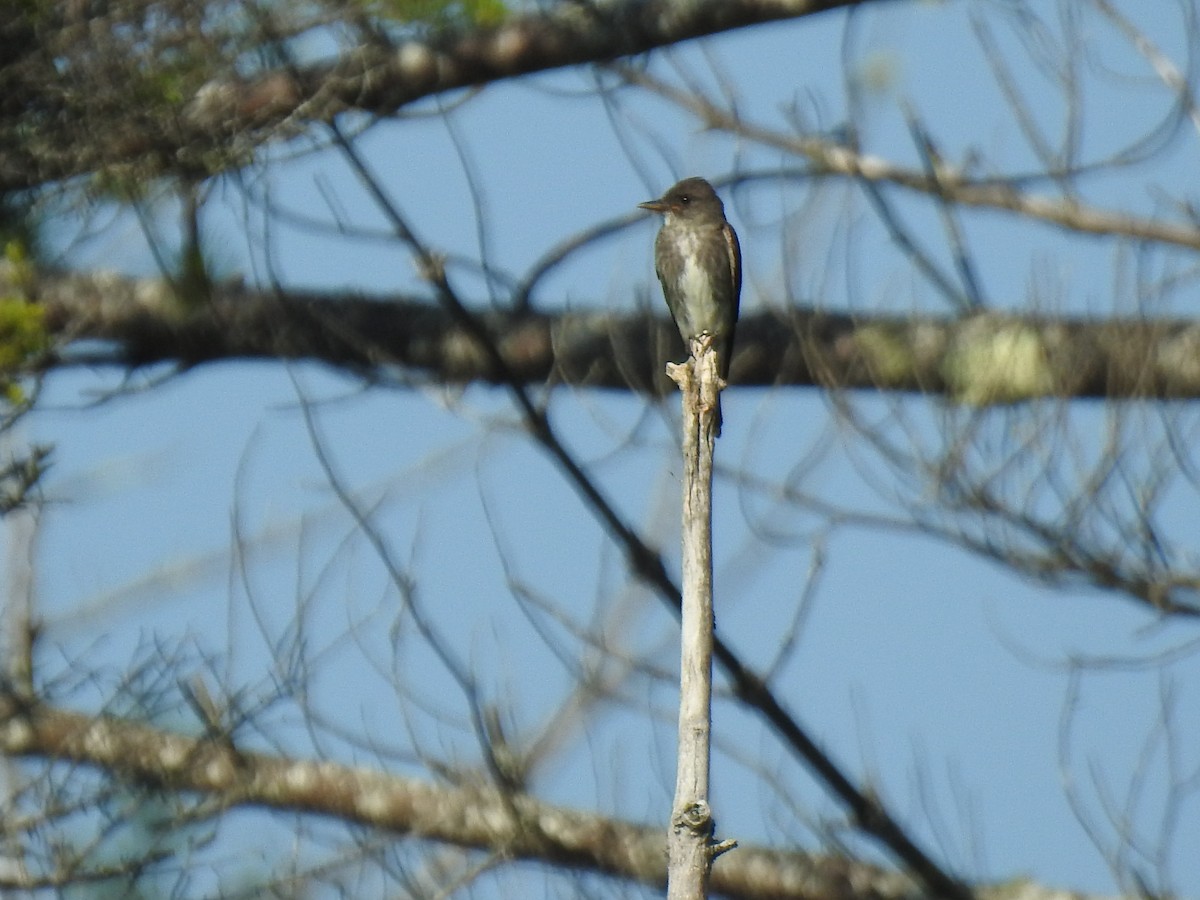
[0,692,914,899]
[665,342,724,898]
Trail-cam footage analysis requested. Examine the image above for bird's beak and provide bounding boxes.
[639,199,668,213]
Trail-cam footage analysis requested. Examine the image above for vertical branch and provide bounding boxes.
[2,473,36,697]
[0,463,37,884]
[665,339,734,898]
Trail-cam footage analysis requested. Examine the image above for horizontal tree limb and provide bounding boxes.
[2,0,877,193]
[201,0,878,126]
[22,268,1200,403]
[0,693,906,899]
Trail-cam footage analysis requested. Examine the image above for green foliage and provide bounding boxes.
[3,237,36,294]
[0,250,49,403]
[454,0,507,26]
[0,195,42,264]
[370,0,506,29]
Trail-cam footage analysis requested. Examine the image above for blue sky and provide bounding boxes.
[19,1,1200,894]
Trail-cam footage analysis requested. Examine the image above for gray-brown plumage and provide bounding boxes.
[639,176,741,436]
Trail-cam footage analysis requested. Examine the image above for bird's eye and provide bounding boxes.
[679,195,691,204]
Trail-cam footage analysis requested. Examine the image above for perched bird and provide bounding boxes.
[639,177,741,436]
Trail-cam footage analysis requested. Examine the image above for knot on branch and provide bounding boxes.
[674,800,714,837]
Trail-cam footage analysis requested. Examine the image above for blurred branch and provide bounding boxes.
[23,266,1200,402]
[617,66,1200,252]
[0,691,917,900]
[2,0,885,193]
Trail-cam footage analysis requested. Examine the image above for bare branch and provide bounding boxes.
[0,692,923,900]
[618,66,1200,252]
[2,0,889,193]
[25,267,1200,403]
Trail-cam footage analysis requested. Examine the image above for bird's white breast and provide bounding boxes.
[669,222,723,337]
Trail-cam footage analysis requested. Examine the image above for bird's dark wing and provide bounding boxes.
[653,226,684,336]
[720,220,742,383]
[722,221,741,316]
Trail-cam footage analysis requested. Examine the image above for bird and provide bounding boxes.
[639,177,741,436]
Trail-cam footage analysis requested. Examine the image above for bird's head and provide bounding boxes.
[639,177,725,221]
